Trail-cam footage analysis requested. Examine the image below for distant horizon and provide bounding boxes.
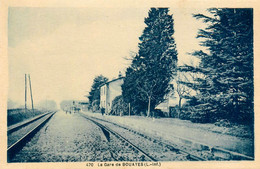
[8,98,89,109]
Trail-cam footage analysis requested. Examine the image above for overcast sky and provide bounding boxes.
[8,7,207,107]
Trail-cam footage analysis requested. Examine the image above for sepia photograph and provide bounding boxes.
[0,0,259,169]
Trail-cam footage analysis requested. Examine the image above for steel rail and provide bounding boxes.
[79,113,157,162]
[7,112,56,161]
[87,114,254,161]
[8,111,52,134]
[84,114,206,161]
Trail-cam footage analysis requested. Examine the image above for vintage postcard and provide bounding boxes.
[0,0,259,169]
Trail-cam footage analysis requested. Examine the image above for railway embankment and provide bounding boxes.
[8,108,48,126]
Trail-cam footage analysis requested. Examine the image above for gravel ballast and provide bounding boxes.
[10,111,152,162]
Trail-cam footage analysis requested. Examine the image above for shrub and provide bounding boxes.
[169,106,180,118]
[111,95,128,116]
[179,109,191,120]
[7,109,44,126]
[91,100,100,112]
[190,111,210,123]
[214,119,232,127]
[139,111,147,116]
[189,105,216,123]
[152,109,165,118]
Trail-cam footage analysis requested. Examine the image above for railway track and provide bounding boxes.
[8,111,52,134]
[81,113,254,161]
[81,115,156,161]
[79,113,205,161]
[7,111,56,161]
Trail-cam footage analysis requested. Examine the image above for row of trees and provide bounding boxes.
[87,8,253,125]
[179,8,253,124]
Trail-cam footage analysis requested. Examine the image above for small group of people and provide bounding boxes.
[64,108,81,114]
[63,107,81,114]
[65,110,73,114]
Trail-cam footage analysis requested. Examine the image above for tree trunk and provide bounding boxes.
[179,97,182,109]
[178,97,182,118]
[147,96,151,117]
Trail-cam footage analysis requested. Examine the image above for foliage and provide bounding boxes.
[88,75,108,111]
[110,95,129,116]
[152,109,166,118]
[181,8,253,124]
[122,8,178,117]
[7,108,44,126]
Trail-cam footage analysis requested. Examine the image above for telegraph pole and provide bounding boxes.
[28,74,34,113]
[25,74,27,112]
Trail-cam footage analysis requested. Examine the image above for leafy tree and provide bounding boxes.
[110,95,128,116]
[182,8,253,123]
[88,75,108,111]
[122,8,178,117]
[176,71,192,109]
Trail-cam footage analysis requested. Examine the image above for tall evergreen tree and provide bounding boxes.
[88,75,108,111]
[122,8,178,117]
[182,8,253,123]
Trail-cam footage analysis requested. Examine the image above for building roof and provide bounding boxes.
[99,77,124,88]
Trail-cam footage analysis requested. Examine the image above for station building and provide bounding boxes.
[100,77,124,114]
